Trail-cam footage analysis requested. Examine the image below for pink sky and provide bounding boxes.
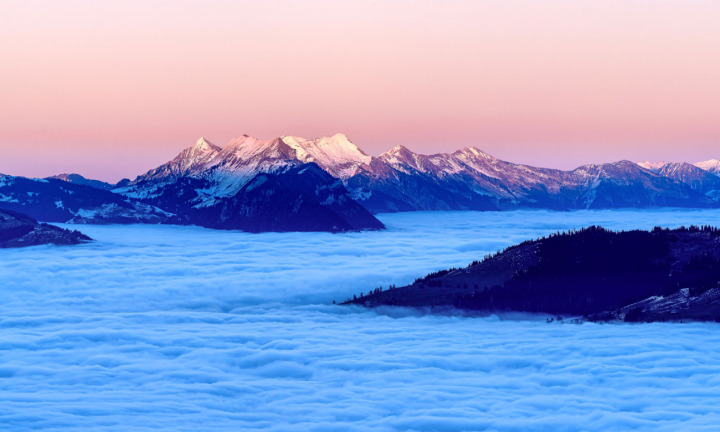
[1,0,719,182]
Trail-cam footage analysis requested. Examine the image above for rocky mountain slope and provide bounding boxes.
[0,174,169,224]
[344,226,720,322]
[347,150,720,211]
[0,208,92,248]
[109,135,386,231]
[637,162,720,200]
[140,163,383,232]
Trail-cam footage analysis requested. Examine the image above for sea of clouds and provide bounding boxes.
[2,209,720,431]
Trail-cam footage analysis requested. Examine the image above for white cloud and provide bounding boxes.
[2,209,720,430]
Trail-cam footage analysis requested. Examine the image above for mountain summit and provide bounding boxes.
[138,137,222,182]
[696,159,720,175]
[110,134,386,232]
[133,133,371,188]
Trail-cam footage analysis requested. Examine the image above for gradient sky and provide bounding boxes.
[1,0,719,182]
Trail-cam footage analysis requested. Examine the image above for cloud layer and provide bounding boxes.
[2,209,720,430]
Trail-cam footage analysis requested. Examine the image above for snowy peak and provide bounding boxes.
[637,161,669,170]
[695,159,720,174]
[193,137,221,153]
[379,145,428,172]
[172,137,222,166]
[172,137,221,162]
[381,145,413,161]
[383,145,414,158]
[130,137,223,184]
[278,133,371,178]
[171,137,221,165]
[653,162,720,192]
[220,136,293,161]
[455,147,495,160]
[657,162,698,173]
[380,144,507,180]
[574,160,650,180]
[642,160,720,185]
[129,133,374,199]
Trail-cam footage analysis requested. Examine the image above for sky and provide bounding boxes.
[0,0,719,182]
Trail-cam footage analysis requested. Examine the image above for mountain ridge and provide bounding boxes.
[344,225,720,322]
[3,134,720,232]
[120,134,720,213]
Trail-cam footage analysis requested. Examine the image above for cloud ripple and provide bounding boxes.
[2,209,720,431]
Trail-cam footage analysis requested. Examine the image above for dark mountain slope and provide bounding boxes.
[140,163,385,232]
[46,173,115,190]
[0,175,169,224]
[1,165,383,233]
[0,209,92,248]
[345,226,720,322]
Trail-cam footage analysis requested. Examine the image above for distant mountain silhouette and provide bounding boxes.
[46,173,115,190]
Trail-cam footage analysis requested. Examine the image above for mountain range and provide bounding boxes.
[2,133,720,232]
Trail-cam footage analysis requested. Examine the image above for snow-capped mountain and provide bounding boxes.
[0,133,387,232]
[567,161,705,208]
[634,161,720,199]
[122,133,372,202]
[118,134,720,214]
[344,145,570,211]
[109,134,384,231]
[376,145,572,198]
[695,159,720,175]
[653,163,720,196]
[279,133,372,178]
[138,137,222,182]
[347,148,716,211]
[637,161,669,170]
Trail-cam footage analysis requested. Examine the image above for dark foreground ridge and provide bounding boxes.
[0,209,92,248]
[344,226,720,322]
